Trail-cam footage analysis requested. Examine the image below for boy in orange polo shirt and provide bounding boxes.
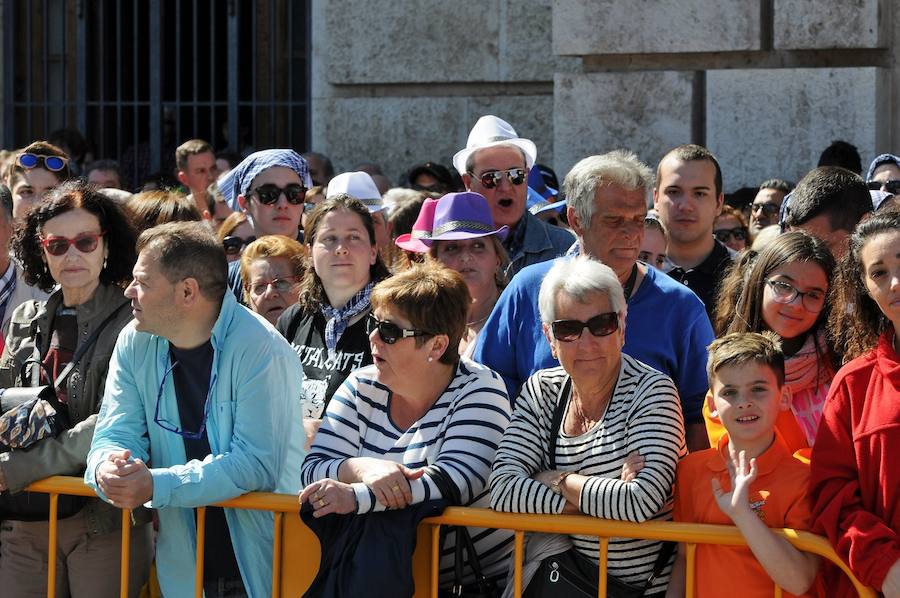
[666,333,820,598]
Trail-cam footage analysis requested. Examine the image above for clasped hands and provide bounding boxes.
[95,449,153,510]
[299,458,424,518]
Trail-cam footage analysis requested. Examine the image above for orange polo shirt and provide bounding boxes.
[674,434,815,598]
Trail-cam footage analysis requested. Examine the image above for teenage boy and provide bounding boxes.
[667,333,819,598]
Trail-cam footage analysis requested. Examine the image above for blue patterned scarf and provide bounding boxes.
[321,282,374,357]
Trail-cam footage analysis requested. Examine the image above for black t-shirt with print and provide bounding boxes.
[276,305,372,419]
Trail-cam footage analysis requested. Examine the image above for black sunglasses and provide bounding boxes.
[367,315,432,345]
[222,235,256,256]
[154,361,215,440]
[867,179,900,195]
[551,312,619,343]
[17,152,68,172]
[714,227,747,243]
[249,183,307,206]
[468,168,527,190]
[750,202,780,217]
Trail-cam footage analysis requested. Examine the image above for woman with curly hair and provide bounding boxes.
[810,210,900,597]
[0,179,152,596]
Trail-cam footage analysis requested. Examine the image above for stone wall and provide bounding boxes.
[310,0,897,190]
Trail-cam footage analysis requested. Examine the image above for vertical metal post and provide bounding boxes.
[115,1,122,161]
[226,0,238,153]
[3,0,17,148]
[149,0,161,173]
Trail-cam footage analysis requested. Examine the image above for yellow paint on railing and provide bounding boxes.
[120,509,132,598]
[26,477,876,598]
[194,506,206,598]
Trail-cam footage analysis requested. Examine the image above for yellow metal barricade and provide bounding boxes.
[26,477,875,598]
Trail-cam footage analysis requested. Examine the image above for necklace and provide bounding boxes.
[467,314,489,328]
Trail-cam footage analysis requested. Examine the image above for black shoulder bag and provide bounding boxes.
[523,378,675,598]
[427,466,500,598]
[0,302,127,520]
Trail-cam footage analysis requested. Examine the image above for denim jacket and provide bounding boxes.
[86,292,305,597]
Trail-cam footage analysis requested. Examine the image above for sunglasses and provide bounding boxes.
[750,202,780,217]
[17,153,69,172]
[248,277,299,297]
[367,315,432,345]
[867,179,900,194]
[468,168,527,189]
[551,312,619,343]
[222,235,256,256]
[249,183,306,206]
[154,360,215,440]
[714,227,747,243]
[40,232,105,256]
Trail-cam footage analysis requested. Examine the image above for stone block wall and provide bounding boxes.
[310,0,897,190]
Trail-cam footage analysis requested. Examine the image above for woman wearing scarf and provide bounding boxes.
[277,194,391,447]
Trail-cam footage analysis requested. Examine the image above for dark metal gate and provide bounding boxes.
[2,0,309,190]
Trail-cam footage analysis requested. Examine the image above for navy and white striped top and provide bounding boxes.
[302,358,514,583]
[490,354,686,594]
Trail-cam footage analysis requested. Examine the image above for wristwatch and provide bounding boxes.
[550,471,573,495]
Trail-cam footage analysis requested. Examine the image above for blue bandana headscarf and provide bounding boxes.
[219,149,312,211]
[865,153,900,182]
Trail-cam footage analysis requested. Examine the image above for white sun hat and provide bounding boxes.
[326,171,385,213]
[452,115,537,175]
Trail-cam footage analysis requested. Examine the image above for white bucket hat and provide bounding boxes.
[452,115,537,175]
[326,171,385,213]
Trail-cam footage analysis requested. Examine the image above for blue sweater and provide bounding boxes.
[472,261,713,424]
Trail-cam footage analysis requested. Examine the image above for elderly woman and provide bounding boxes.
[0,180,151,595]
[300,261,512,590]
[490,255,685,596]
[239,235,305,325]
[277,194,390,444]
[426,192,510,357]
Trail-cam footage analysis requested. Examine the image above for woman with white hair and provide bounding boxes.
[490,255,685,596]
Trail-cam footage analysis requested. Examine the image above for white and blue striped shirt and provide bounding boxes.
[490,355,686,594]
[302,358,514,583]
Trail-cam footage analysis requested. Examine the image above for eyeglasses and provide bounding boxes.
[367,315,432,345]
[551,312,619,342]
[867,180,900,194]
[17,153,69,172]
[249,183,307,206]
[750,203,781,217]
[764,278,826,312]
[714,227,747,243]
[249,277,299,297]
[40,232,105,256]
[467,168,527,189]
[154,360,216,440]
[222,235,256,256]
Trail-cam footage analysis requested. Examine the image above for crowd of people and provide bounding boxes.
[0,116,893,598]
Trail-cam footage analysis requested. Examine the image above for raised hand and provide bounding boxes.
[711,449,758,521]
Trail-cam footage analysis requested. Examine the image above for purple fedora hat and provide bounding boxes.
[424,192,508,246]
[395,197,439,253]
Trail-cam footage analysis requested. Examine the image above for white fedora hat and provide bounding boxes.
[452,115,537,175]
[326,171,385,213]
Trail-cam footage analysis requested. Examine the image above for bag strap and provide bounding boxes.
[547,377,571,470]
[546,377,674,593]
[22,301,128,390]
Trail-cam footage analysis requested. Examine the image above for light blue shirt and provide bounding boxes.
[86,291,305,598]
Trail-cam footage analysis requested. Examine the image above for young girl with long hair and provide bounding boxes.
[705,230,838,451]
